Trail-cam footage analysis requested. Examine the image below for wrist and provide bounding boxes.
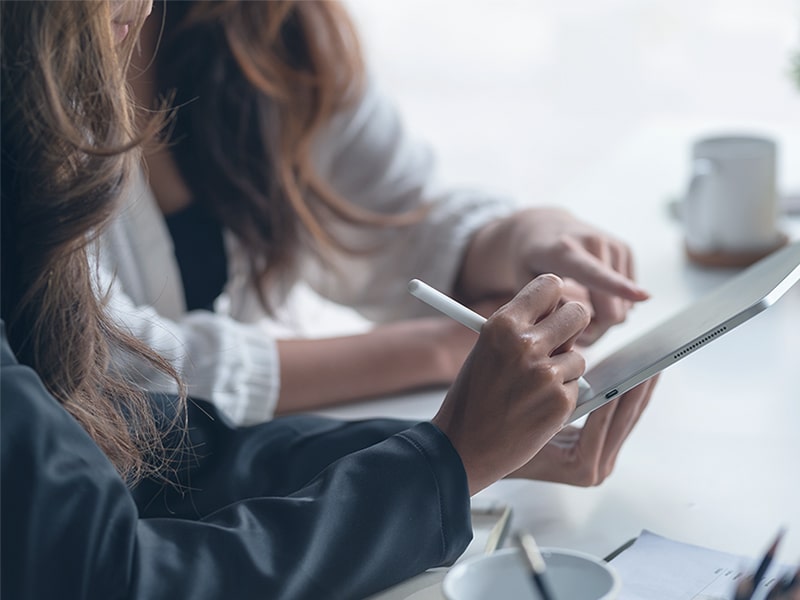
[454,217,517,303]
[431,412,494,496]
[408,319,465,386]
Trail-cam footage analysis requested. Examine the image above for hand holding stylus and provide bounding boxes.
[408,278,593,401]
[421,274,590,495]
[411,276,658,491]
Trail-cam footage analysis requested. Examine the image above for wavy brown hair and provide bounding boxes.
[152,0,420,309]
[1,0,183,484]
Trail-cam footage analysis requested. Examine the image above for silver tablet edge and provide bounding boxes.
[566,304,768,423]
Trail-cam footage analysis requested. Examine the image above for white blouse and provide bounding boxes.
[97,81,515,424]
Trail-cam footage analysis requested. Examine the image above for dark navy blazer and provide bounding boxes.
[0,325,471,599]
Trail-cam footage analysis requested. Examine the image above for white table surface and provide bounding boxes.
[311,128,800,598]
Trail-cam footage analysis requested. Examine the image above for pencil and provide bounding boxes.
[765,565,800,599]
[753,529,786,589]
[408,279,593,398]
[516,531,557,600]
[484,505,514,555]
[735,529,787,600]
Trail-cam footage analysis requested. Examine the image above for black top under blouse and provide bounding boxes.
[164,202,228,312]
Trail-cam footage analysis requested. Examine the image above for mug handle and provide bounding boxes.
[683,158,716,253]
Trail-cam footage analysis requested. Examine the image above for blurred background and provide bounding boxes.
[298,0,800,333]
[345,0,800,206]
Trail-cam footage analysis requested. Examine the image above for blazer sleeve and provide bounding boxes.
[1,331,472,600]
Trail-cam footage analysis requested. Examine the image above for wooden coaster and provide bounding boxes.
[685,232,789,268]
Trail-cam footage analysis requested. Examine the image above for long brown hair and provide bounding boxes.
[1,0,183,484]
[153,0,419,309]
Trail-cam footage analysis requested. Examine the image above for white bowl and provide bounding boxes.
[442,547,621,600]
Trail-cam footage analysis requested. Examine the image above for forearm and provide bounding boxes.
[276,320,458,414]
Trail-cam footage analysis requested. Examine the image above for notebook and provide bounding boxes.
[609,530,795,600]
[570,240,800,422]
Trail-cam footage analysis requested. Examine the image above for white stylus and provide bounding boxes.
[408,278,593,400]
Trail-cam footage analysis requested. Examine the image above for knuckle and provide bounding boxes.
[574,464,600,487]
[559,389,578,417]
[485,313,541,359]
[574,353,587,379]
[590,463,614,485]
[578,233,605,254]
[484,310,518,343]
[564,300,591,326]
[555,234,575,253]
[531,361,560,385]
[585,233,604,248]
[608,303,627,324]
[541,373,578,416]
[525,361,577,416]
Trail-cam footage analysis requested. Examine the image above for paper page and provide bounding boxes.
[613,530,795,600]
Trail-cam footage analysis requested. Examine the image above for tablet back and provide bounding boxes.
[570,240,800,422]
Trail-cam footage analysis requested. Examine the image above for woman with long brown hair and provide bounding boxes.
[0,0,179,483]
[100,0,650,422]
[0,1,657,597]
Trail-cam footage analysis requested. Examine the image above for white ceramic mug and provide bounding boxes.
[683,135,784,266]
[442,547,620,600]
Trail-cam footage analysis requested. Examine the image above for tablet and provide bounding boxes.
[570,240,800,422]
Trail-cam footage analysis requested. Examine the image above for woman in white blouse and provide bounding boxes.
[100,1,651,483]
